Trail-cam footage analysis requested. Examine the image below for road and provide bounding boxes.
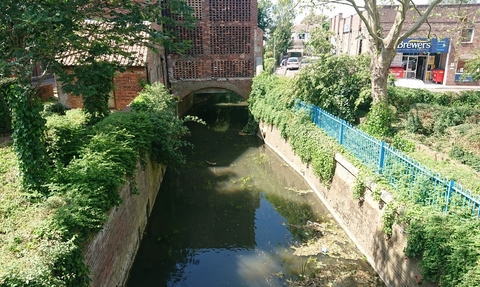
[275,66,300,77]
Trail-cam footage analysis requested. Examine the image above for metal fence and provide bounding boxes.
[297,100,480,218]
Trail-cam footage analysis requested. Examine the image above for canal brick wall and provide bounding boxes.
[259,122,436,287]
[83,157,166,287]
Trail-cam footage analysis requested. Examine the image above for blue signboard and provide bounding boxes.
[397,38,450,53]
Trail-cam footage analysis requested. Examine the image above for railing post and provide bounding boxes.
[339,120,345,144]
[444,180,455,213]
[378,141,386,174]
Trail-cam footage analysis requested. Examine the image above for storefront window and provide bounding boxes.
[402,56,418,79]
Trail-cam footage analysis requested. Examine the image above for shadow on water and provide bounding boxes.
[127,94,384,287]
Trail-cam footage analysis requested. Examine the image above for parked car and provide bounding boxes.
[286,57,300,70]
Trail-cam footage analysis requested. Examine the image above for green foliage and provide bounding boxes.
[360,101,394,138]
[404,214,480,287]
[263,58,275,74]
[1,82,193,286]
[391,133,415,153]
[293,54,371,124]
[43,102,67,116]
[249,72,341,185]
[130,82,196,166]
[0,0,195,194]
[45,109,88,167]
[59,62,116,125]
[381,203,397,237]
[352,176,366,201]
[388,87,480,112]
[304,27,334,56]
[405,109,423,133]
[433,106,474,134]
[242,112,259,134]
[6,84,50,193]
[450,145,480,171]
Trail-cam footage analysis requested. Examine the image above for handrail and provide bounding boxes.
[296,100,480,218]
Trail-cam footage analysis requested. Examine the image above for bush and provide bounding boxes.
[360,101,395,138]
[45,109,88,166]
[405,214,480,287]
[1,82,193,286]
[293,54,371,124]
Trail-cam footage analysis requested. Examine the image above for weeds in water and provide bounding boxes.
[252,153,269,165]
[231,175,253,190]
[285,187,313,195]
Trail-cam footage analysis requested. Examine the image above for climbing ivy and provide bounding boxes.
[59,61,117,124]
[6,83,50,193]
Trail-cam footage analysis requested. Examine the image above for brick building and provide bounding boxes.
[330,4,480,86]
[57,29,165,110]
[166,0,263,106]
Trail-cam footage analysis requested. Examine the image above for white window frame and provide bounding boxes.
[461,28,474,43]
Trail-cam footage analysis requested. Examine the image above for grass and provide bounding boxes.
[0,140,50,278]
[392,92,480,195]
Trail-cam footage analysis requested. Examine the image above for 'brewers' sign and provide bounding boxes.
[397,38,450,53]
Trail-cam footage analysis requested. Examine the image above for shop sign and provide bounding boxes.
[397,38,450,53]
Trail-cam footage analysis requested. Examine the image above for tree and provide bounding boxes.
[331,0,444,104]
[305,26,334,55]
[270,0,297,63]
[258,0,274,38]
[0,0,194,192]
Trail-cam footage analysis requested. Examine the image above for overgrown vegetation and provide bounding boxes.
[248,65,480,286]
[249,72,343,186]
[293,54,371,124]
[0,82,193,286]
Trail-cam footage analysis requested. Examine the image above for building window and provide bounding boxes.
[461,28,474,43]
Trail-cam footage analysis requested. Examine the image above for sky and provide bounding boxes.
[294,0,432,24]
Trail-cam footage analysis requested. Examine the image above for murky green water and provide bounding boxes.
[127,95,383,287]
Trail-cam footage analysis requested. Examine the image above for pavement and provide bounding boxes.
[276,67,480,93]
[394,78,480,92]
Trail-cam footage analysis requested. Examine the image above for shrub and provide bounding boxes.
[293,54,371,124]
[360,101,395,138]
[45,109,88,166]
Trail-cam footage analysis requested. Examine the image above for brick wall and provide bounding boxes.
[113,68,147,110]
[167,0,260,99]
[59,67,147,110]
[35,84,54,101]
[83,157,166,287]
[260,122,437,287]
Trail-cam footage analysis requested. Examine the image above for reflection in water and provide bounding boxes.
[127,95,383,287]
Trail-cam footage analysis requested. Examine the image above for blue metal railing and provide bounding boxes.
[296,100,480,218]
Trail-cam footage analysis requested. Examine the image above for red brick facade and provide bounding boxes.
[330,4,480,86]
[59,67,149,110]
[167,0,262,99]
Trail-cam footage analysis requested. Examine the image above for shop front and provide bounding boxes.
[390,38,450,84]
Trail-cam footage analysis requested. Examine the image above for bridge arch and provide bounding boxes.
[172,79,252,117]
[171,79,252,100]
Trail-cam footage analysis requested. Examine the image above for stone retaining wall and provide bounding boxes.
[260,122,435,287]
[83,157,166,287]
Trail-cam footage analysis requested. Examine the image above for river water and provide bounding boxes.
[127,95,384,287]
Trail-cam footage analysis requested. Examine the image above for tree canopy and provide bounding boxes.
[0,0,195,191]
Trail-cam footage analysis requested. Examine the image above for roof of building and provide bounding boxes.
[58,19,150,67]
[292,24,322,33]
